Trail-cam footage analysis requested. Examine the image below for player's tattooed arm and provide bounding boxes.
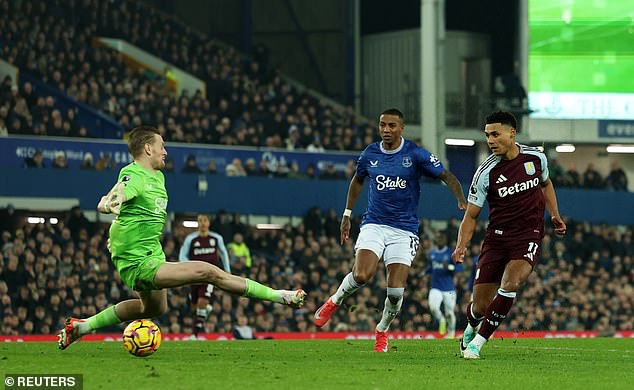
[97,182,128,215]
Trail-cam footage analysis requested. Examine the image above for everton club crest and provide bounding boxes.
[402,156,412,167]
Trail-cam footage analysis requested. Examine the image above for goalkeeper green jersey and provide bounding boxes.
[109,162,168,262]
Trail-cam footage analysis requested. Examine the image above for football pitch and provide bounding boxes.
[2,338,633,389]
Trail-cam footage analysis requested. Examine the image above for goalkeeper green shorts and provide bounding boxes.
[113,255,166,291]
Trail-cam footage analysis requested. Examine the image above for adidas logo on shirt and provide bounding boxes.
[495,174,508,184]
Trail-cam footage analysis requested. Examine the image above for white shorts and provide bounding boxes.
[354,224,419,267]
[428,288,457,313]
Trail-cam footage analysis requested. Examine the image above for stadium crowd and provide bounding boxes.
[1,205,633,337]
[0,0,374,151]
[0,0,632,338]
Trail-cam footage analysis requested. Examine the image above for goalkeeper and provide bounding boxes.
[58,126,306,349]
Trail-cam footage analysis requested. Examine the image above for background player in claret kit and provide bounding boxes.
[452,111,566,359]
[313,108,467,352]
[57,126,306,350]
[425,232,462,338]
[179,214,231,337]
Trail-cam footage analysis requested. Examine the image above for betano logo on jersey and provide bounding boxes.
[375,175,407,190]
[497,177,540,197]
[193,247,216,256]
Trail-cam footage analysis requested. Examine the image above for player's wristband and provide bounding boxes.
[343,208,352,218]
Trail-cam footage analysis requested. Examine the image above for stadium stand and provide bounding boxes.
[0,0,631,339]
[1,206,632,336]
[0,0,375,150]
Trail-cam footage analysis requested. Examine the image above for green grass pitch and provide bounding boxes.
[2,338,633,389]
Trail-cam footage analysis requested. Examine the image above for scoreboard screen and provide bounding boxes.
[528,0,634,119]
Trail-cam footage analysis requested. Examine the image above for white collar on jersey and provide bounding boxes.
[379,137,405,154]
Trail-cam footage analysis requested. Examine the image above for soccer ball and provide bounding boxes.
[122,319,162,357]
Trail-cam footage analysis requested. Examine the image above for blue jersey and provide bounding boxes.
[426,245,463,291]
[356,138,445,234]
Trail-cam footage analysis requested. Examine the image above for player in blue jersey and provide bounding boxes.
[179,214,231,337]
[313,108,467,352]
[426,232,463,338]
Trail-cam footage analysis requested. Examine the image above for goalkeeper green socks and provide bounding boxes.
[86,306,122,332]
[243,279,282,303]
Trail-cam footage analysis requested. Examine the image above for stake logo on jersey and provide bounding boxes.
[356,138,445,234]
[375,175,407,190]
[468,144,549,239]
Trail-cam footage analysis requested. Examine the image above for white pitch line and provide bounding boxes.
[491,345,634,354]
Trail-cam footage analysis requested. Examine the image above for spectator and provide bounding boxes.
[206,160,218,175]
[605,161,628,191]
[305,163,318,179]
[225,158,247,177]
[563,163,581,188]
[583,163,604,190]
[80,153,95,170]
[256,159,272,177]
[66,206,91,242]
[24,150,45,168]
[95,154,116,171]
[227,233,252,268]
[0,118,7,137]
[233,314,256,340]
[318,163,344,180]
[0,204,20,232]
[287,161,306,179]
[163,158,175,172]
[549,158,565,187]
[52,151,69,169]
[244,158,258,176]
[181,154,202,174]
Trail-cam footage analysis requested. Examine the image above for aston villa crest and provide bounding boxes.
[524,161,536,175]
[402,156,412,167]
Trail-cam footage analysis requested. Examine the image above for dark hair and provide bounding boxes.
[485,111,517,130]
[128,126,159,158]
[380,108,404,121]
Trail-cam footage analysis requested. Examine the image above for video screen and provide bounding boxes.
[528,0,634,119]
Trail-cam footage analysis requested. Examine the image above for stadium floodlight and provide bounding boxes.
[27,217,45,224]
[256,224,283,230]
[606,145,634,154]
[49,218,59,224]
[182,220,198,228]
[555,144,575,153]
[444,138,475,146]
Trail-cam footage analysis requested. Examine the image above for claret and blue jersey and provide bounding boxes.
[356,138,445,235]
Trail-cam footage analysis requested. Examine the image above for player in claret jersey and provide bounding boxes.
[313,108,467,352]
[452,111,566,359]
[57,126,306,350]
[179,214,230,337]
